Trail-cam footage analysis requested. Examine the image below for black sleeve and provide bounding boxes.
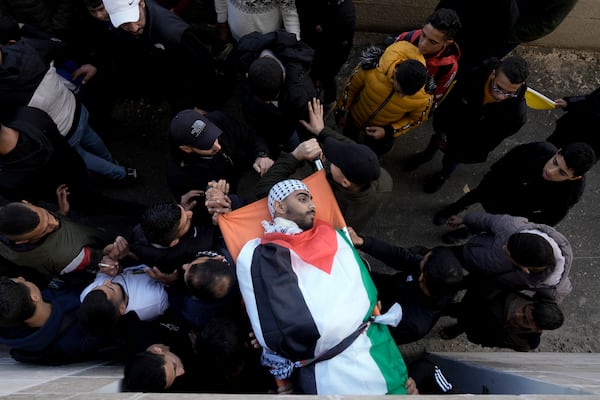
[360,236,422,273]
[255,152,306,200]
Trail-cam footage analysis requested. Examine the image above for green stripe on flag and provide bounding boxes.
[366,322,408,394]
[338,228,378,320]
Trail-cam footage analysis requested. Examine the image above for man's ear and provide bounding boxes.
[275,200,286,215]
[29,292,41,304]
[148,345,163,355]
[168,237,180,248]
[339,177,352,189]
[118,302,127,316]
[179,145,194,154]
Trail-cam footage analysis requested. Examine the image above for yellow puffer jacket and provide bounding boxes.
[336,41,433,137]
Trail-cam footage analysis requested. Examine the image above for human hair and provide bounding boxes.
[427,8,461,40]
[506,233,555,271]
[122,351,167,392]
[83,0,103,8]
[197,316,246,379]
[497,55,529,84]
[140,202,182,247]
[0,203,40,239]
[185,259,234,302]
[247,57,284,101]
[532,302,564,330]
[422,246,464,297]
[560,142,596,176]
[0,15,20,45]
[394,59,428,96]
[78,290,120,336]
[0,277,36,325]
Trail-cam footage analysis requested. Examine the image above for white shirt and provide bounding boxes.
[80,265,170,321]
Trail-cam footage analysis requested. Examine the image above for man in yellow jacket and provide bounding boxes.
[334,41,434,156]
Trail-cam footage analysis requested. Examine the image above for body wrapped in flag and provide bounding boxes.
[230,177,408,394]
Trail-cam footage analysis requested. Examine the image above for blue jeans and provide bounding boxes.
[67,106,125,180]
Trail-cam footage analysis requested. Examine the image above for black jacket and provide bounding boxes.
[457,281,542,352]
[454,141,585,226]
[0,286,109,365]
[547,86,600,159]
[433,58,527,164]
[0,106,87,205]
[237,30,317,158]
[130,223,217,273]
[166,110,261,199]
[360,236,456,344]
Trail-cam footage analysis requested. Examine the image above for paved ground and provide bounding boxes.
[2,32,599,396]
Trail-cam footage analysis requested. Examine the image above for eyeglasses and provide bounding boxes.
[492,79,519,98]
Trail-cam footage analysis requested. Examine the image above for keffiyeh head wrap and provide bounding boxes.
[267,179,310,218]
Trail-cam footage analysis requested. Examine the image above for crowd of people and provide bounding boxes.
[0,0,596,395]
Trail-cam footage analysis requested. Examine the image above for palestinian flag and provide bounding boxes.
[237,220,408,395]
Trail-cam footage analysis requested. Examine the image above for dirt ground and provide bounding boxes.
[95,32,600,360]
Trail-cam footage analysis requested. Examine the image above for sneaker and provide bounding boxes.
[423,172,447,193]
[441,227,471,245]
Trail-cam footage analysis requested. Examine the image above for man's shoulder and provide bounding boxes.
[57,215,111,241]
[509,141,557,157]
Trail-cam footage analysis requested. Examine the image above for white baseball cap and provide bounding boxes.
[103,0,141,28]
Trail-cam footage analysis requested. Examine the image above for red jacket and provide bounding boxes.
[396,29,461,103]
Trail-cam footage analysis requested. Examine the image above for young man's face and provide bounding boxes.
[489,69,522,102]
[88,4,110,22]
[93,279,128,314]
[147,344,185,389]
[182,139,222,157]
[276,190,316,230]
[175,205,193,240]
[12,202,60,243]
[542,152,580,182]
[120,0,146,36]
[418,252,432,297]
[417,23,451,56]
[507,303,541,332]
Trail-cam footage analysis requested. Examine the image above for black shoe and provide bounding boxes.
[423,172,447,193]
[441,227,471,245]
[403,152,431,172]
